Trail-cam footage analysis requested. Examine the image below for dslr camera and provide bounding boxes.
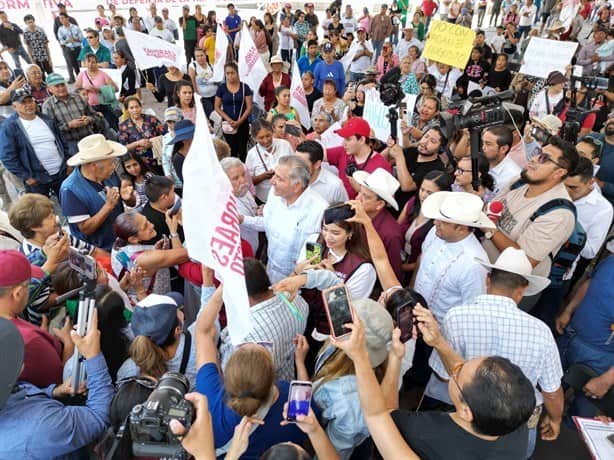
[130,372,194,458]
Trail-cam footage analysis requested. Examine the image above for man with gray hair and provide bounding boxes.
[240,155,328,282]
[221,157,260,253]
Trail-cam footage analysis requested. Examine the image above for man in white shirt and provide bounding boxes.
[482,125,521,195]
[0,89,68,198]
[161,8,179,41]
[414,191,493,323]
[562,156,613,282]
[348,27,374,82]
[144,3,159,33]
[428,62,462,100]
[518,0,538,38]
[424,248,563,458]
[295,140,348,204]
[220,157,260,254]
[396,25,423,59]
[240,155,328,283]
[341,5,357,34]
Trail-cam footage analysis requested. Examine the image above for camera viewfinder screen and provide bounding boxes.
[325,287,353,337]
[287,383,312,419]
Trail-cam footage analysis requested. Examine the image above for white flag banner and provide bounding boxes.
[290,60,312,130]
[519,38,578,79]
[182,99,252,346]
[212,23,229,82]
[238,23,268,110]
[124,28,186,72]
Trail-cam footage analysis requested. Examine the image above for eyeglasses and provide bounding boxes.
[532,147,567,170]
[455,166,471,175]
[87,35,96,39]
[451,362,474,411]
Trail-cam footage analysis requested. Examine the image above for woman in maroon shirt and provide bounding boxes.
[259,55,290,112]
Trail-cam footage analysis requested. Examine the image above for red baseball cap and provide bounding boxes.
[335,118,371,139]
[0,250,44,287]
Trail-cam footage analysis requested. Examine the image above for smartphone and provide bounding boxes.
[396,302,415,344]
[324,203,355,224]
[168,197,182,217]
[322,285,355,339]
[286,380,313,421]
[285,124,302,137]
[56,216,64,237]
[69,248,97,280]
[305,242,323,265]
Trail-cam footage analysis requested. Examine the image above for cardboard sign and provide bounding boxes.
[422,20,475,70]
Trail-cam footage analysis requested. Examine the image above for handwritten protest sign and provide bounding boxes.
[422,20,475,69]
[519,38,578,79]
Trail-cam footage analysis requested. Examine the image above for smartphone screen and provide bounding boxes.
[286,381,312,421]
[305,242,323,264]
[323,285,354,338]
[396,303,414,344]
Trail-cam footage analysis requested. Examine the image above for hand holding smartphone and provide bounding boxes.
[305,242,323,265]
[322,284,355,339]
[286,380,313,422]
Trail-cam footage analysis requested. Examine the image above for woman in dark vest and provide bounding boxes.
[298,204,376,369]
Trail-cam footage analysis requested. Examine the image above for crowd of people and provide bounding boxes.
[0,1,613,459]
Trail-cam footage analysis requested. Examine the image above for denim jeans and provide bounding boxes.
[372,40,384,61]
[527,426,537,458]
[9,45,31,70]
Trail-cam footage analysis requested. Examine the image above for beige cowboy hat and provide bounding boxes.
[269,54,290,71]
[531,114,562,135]
[546,20,565,32]
[422,191,496,229]
[476,247,551,296]
[353,169,400,211]
[67,134,127,167]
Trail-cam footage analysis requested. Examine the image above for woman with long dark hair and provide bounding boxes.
[174,80,196,123]
[119,153,154,207]
[397,170,453,281]
[215,62,253,161]
[95,286,131,382]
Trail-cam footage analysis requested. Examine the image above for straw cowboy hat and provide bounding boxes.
[67,134,127,167]
[422,191,496,229]
[546,20,565,32]
[532,114,562,135]
[476,247,551,296]
[353,169,400,211]
[269,54,290,71]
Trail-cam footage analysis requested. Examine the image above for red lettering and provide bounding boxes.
[211,248,228,266]
[216,225,239,245]
[0,0,30,9]
[210,236,234,266]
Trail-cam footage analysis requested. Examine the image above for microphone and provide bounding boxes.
[487,200,503,224]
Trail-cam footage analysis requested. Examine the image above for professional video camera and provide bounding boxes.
[440,89,525,191]
[130,372,194,459]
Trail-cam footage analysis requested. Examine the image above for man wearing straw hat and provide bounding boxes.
[424,247,564,456]
[414,191,494,325]
[59,134,126,251]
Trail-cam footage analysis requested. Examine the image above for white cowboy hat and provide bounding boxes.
[67,134,127,167]
[422,191,496,229]
[476,247,551,296]
[531,114,562,135]
[353,169,400,210]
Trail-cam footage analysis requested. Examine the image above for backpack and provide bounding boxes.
[510,180,587,287]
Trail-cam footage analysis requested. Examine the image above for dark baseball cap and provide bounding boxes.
[131,292,184,345]
[10,88,33,104]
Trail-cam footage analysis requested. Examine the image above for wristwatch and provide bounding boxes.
[484,229,497,240]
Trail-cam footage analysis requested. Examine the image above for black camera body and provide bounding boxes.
[130,372,194,458]
[531,125,551,145]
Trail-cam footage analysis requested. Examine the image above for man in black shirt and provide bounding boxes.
[140,175,183,245]
[304,3,319,31]
[388,126,452,210]
[0,11,30,71]
[332,307,536,460]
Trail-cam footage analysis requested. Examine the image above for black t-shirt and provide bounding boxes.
[395,147,447,212]
[391,410,528,460]
[487,68,513,91]
[140,202,184,245]
[305,87,322,113]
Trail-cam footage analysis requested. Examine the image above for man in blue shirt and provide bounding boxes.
[556,242,614,419]
[60,134,126,251]
[596,114,614,206]
[224,3,242,49]
[0,255,114,459]
[313,41,345,95]
[297,39,322,75]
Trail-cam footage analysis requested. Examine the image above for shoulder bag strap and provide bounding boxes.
[255,145,270,172]
[544,90,551,115]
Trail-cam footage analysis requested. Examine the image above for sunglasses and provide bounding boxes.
[532,147,567,170]
[451,362,474,412]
